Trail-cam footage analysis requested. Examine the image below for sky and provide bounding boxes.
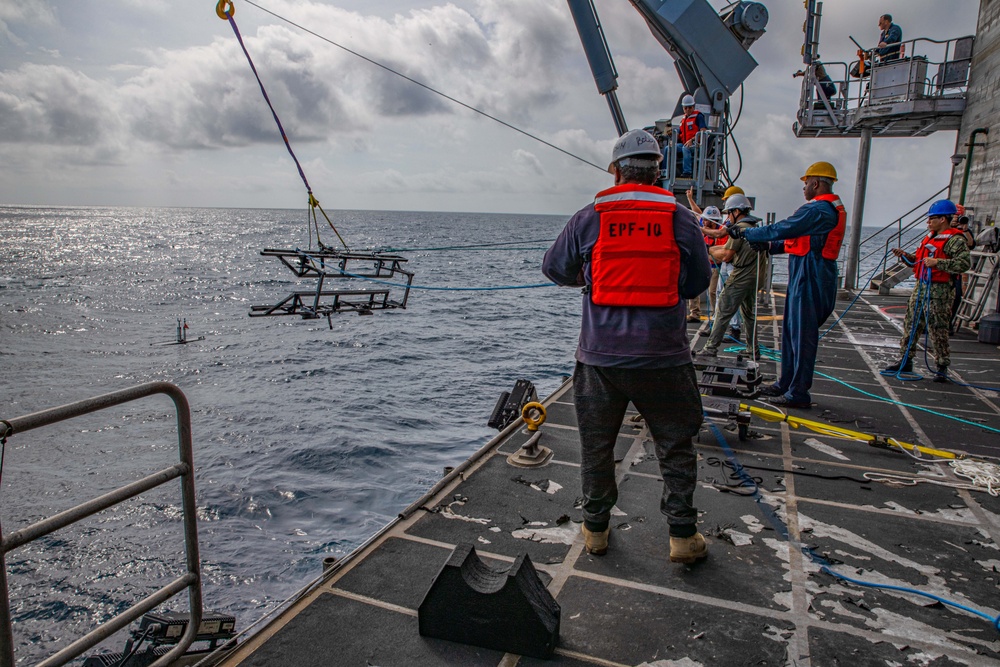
[0,0,982,224]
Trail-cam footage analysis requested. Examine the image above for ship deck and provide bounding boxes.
[218,290,1000,667]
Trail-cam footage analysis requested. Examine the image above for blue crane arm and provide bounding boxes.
[568,0,767,130]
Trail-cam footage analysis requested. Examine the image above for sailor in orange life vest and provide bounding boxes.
[542,129,712,563]
[883,199,971,382]
[678,94,707,178]
[727,161,847,409]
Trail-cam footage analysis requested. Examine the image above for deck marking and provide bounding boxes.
[766,289,814,667]
[955,488,1000,555]
[801,437,850,461]
[778,425,814,666]
[797,497,980,527]
[869,299,1000,420]
[832,311,932,445]
[569,569,796,623]
[546,431,648,603]
[541,422,579,432]
[327,588,418,617]
[551,648,630,667]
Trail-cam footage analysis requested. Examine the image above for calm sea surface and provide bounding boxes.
[0,205,895,663]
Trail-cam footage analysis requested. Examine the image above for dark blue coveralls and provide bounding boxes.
[741,199,840,405]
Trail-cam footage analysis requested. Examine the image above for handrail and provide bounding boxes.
[858,186,947,248]
[0,382,202,667]
[797,33,974,132]
[855,186,948,273]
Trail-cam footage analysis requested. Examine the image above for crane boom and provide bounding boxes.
[567,0,768,199]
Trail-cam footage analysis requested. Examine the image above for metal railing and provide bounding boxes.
[659,127,725,198]
[796,34,974,135]
[0,382,202,667]
[854,186,948,285]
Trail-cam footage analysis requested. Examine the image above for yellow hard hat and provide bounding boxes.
[801,161,838,181]
[723,185,745,199]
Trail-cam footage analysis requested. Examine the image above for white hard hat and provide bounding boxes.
[723,193,753,212]
[681,94,696,107]
[608,129,663,172]
[700,206,723,223]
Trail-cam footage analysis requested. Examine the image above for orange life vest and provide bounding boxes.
[678,112,703,144]
[784,194,846,260]
[914,228,960,283]
[590,184,680,307]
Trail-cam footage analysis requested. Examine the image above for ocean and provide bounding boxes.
[0,205,900,663]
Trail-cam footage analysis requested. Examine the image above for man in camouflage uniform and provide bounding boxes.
[697,193,768,359]
[884,200,971,383]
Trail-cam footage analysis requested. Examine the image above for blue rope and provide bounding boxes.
[702,419,1000,634]
[742,248,1000,425]
[298,252,554,291]
[877,262,1000,391]
[879,278,925,382]
[818,248,890,341]
[722,339,1000,435]
[378,239,556,253]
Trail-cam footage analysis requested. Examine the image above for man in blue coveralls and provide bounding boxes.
[730,162,846,409]
[542,129,712,563]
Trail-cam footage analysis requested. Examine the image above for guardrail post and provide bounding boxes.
[0,382,202,667]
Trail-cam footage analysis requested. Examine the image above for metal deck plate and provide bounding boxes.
[222,291,1000,666]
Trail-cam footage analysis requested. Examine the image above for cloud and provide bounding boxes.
[0,64,127,159]
[512,149,544,175]
[0,0,982,213]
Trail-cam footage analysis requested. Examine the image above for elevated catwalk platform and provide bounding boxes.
[794,36,974,138]
[220,290,1000,666]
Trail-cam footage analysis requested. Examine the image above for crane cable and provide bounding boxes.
[238,0,606,173]
[216,0,348,250]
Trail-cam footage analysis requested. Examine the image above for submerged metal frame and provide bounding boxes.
[250,248,414,319]
[0,382,202,667]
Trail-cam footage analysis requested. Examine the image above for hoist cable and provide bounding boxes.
[239,0,606,172]
[218,1,349,249]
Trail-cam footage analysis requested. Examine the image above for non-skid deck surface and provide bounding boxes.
[224,291,1000,666]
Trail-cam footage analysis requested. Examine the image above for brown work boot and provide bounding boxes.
[669,532,708,563]
[581,524,609,556]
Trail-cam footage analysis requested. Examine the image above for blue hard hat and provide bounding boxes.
[927,199,958,217]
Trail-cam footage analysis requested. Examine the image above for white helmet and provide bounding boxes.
[723,193,753,212]
[700,206,723,223]
[608,129,663,172]
[681,94,696,107]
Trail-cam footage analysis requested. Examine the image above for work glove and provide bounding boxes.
[727,226,744,240]
[749,241,770,253]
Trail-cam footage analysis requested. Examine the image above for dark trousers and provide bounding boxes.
[573,362,703,537]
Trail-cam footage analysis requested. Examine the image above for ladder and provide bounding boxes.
[953,249,999,329]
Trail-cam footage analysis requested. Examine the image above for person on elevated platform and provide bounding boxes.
[877,13,903,62]
[883,200,971,382]
[794,62,837,104]
[728,162,846,409]
[542,129,711,564]
[678,94,707,178]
